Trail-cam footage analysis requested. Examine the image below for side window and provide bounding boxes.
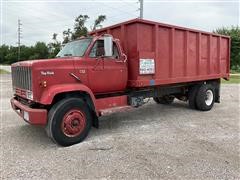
[89,40,120,59]
[89,40,104,58]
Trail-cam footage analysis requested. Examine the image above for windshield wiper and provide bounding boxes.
[64,53,73,57]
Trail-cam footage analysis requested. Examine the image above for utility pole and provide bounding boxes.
[139,0,143,19]
[17,19,22,61]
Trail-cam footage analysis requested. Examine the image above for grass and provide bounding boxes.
[230,70,240,74]
[0,69,10,74]
[222,74,240,84]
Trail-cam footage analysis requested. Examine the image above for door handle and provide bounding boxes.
[69,73,81,82]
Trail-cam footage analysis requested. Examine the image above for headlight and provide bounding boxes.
[26,91,33,100]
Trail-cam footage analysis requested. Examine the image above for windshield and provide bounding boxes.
[56,38,92,57]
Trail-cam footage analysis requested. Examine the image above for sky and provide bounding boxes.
[1,0,239,46]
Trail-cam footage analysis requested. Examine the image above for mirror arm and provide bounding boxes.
[122,53,127,63]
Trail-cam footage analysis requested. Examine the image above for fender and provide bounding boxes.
[40,83,97,112]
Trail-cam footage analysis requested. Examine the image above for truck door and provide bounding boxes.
[86,39,127,93]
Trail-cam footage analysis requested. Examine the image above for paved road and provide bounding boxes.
[0,74,240,179]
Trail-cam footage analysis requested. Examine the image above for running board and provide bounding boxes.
[99,106,133,116]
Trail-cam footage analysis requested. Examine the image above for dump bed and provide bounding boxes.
[90,19,230,87]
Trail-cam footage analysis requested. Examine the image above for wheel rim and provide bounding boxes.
[61,109,86,137]
[205,89,213,106]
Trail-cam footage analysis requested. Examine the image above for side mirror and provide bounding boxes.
[104,35,113,57]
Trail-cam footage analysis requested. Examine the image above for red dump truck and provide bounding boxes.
[11,19,230,146]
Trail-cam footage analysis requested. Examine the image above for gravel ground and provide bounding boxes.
[0,74,240,179]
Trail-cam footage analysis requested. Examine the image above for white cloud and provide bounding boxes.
[1,0,239,46]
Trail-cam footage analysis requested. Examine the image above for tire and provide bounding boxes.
[195,84,215,111]
[153,95,174,104]
[46,98,92,146]
[188,85,200,109]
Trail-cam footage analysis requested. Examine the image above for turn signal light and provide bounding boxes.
[40,81,47,88]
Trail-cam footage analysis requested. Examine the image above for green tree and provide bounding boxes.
[63,14,106,42]
[29,42,49,60]
[214,26,240,72]
[0,14,107,64]
[0,45,10,64]
[63,28,72,44]
[72,15,89,40]
[92,15,106,31]
[20,45,34,60]
[48,33,61,58]
[0,42,50,64]
[4,46,18,64]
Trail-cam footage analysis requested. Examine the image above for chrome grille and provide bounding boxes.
[11,66,32,91]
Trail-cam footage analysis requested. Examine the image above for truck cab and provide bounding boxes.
[56,36,128,93]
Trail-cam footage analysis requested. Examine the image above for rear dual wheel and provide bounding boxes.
[188,84,215,111]
[46,98,92,146]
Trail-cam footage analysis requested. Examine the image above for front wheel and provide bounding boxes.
[46,98,92,146]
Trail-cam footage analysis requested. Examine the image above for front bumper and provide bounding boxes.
[11,98,47,125]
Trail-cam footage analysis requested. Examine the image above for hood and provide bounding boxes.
[11,57,85,68]
[12,58,52,67]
